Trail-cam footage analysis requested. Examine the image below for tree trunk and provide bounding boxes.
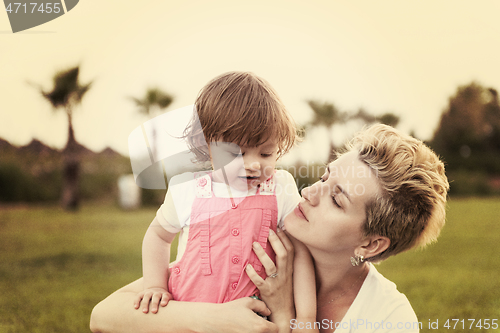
[61,111,80,211]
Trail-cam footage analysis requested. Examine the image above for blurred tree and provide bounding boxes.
[305,101,400,161]
[37,66,92,211]
[350,108,400,127]
[377,112,400,127]
[130,87,173,117]
[306,100,349,161]
[349,108,376,123]
[483,88,500,151]
[431,82,500,174]
[130,87,173,159]
[129,87,174,205]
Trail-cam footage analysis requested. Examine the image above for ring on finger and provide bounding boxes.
[268,272,278,278]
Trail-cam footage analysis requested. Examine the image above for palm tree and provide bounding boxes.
[306,100,349,162]
[350,108,400,127]
[305,101,400,162]
[130,87,173,159]
[38,66,92,210]
[130,87,173,116]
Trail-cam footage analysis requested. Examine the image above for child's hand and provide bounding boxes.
[133,287,172,314]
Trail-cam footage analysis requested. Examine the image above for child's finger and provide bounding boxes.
[252,241,277,278]
[133,292,144,309]
[150,293,161,313]
[160,293,172,306]
[141,292,153,313]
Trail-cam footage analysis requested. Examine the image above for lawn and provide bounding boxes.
[377,197,500,332]
[0,198,498,332]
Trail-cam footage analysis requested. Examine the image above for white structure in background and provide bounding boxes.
[128,104,209,190]
[118,174,141,209]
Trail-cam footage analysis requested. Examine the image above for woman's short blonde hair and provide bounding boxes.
[185,71,298,162]
[344,124,449,262]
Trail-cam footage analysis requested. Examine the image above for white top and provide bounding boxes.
[156,169,301,261]
[334,264,420,333]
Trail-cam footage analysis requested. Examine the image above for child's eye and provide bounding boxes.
[261,153,272,157]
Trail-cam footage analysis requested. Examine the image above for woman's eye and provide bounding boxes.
[261,153,272,157]
[332,195,341,208]
[319,171,329,182]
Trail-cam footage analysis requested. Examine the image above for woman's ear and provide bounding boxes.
[359,236,390,260]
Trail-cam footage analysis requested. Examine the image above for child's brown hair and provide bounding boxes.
[185,71,298,162]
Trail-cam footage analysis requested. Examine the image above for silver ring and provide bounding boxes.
[268,272,278,278]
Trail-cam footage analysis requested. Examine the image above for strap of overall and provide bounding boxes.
[194,172,212,275]
[252,173,276,271]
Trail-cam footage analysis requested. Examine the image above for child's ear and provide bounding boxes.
[359,236,390,260]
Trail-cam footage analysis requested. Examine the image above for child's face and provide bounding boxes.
[209,140,278,191]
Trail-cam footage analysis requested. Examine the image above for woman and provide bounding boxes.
[90,124,449,333]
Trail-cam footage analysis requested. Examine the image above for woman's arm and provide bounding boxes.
[246,228,295,333]
[289,236,318,332]
[90,278,278,333]
[89,227,296,333]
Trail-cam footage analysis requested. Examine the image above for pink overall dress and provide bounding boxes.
[168,172,278,303]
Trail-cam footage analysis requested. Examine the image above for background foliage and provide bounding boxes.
[429,82,500,196]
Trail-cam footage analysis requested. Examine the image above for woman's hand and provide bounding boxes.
[246,228,295,332]
[198,297,278,333]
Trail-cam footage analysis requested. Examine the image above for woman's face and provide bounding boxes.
[284,151,381,254]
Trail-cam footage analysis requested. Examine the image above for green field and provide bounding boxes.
[0,198,499,332]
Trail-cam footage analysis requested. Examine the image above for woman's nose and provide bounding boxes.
[301,183,319,206]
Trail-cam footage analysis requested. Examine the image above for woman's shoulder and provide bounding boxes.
[342,264,420,332]
[364,264,417,314]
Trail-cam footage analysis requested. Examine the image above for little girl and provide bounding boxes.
[134,72,315,327]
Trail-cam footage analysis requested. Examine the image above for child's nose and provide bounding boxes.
[245,160,261,170]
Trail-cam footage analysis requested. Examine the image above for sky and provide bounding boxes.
[1,0,500,164]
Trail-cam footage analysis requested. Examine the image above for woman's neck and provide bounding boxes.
[312,250,369,301]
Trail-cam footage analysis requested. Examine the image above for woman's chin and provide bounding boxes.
[283,218,290,231]
[283,216,302,239]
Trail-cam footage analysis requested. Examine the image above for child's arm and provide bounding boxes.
[290,236,318,333]
[133,217,177,314]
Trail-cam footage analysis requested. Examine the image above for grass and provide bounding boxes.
[0,198,499,332]
[0,204,159,333]
[377,197,500,332]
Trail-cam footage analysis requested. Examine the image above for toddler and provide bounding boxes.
[133,72,315,325]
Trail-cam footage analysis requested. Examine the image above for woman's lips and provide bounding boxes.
[294,205,308,221]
